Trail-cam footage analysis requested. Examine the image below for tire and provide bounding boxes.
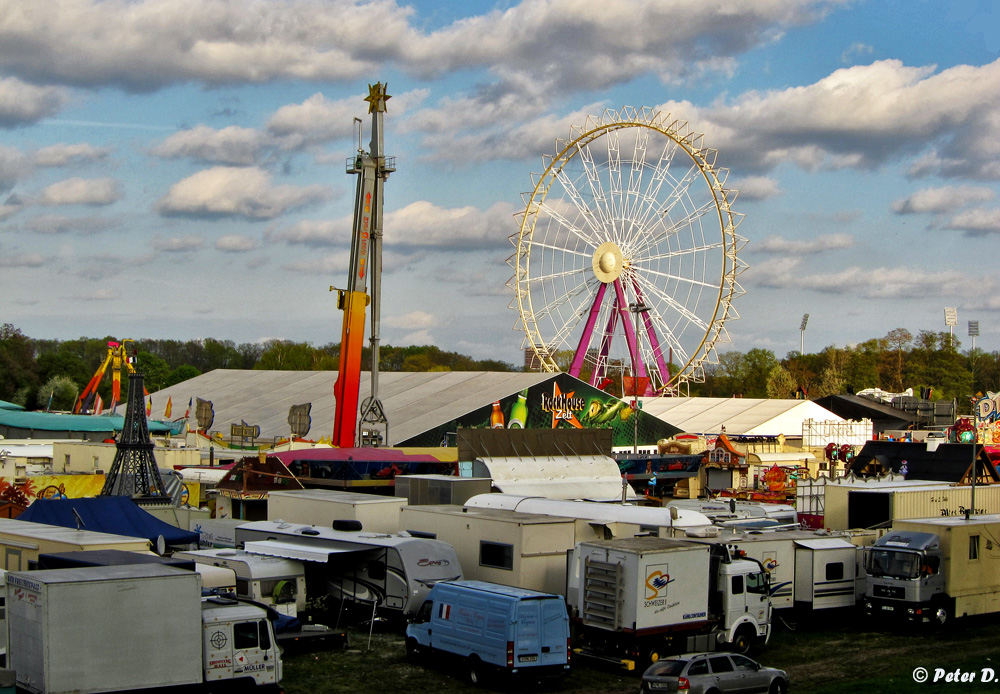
[931,602,950,629]
[769,679,788,694]
[405,637,420,661]
[468,656,484,686]
[730,626,755,655]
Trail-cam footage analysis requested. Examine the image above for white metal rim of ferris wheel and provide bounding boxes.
[507,106,748,395]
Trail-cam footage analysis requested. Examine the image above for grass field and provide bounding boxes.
[281,612,1000,693]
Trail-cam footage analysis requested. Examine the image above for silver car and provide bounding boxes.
[640,652,789,694]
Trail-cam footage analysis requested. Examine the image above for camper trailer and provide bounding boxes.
[234,521,462,621]
[173,548,307,617]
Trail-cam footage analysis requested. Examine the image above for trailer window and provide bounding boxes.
[825,563,844,581]
[970,535,980,560]
[480,541,514,570]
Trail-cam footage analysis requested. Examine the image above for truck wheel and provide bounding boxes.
[405,637,420,661]
[931,603,950,628]
[468,656,484,686]
[730,626,755,655]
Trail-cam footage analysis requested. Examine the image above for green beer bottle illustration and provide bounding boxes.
[508,389,529,429]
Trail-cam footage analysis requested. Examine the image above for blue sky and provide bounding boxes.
[3,0,1000,372]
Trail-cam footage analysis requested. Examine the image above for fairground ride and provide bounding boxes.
[73,339,143,414]
[508,107,747,396]
[331,82,395,448]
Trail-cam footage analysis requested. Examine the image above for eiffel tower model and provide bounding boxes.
[100,372,169,502]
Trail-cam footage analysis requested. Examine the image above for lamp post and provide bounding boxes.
[799,314,809,356]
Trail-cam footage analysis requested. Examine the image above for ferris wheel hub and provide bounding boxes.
[592,242,624,283]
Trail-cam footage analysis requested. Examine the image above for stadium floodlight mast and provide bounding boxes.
[799,313,809,356]
[945,307,958,340]
[969,320,980,352]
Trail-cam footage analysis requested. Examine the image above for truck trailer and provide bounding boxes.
[864,514,1000,626]
[5,564,282,694]
[568,536,771,669]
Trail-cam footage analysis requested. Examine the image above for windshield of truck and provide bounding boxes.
[867,548,920,579]
[746,571,769,595]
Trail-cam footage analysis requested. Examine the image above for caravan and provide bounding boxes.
[234,520,462,620]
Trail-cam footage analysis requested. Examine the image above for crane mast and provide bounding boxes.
[332,82,394,448]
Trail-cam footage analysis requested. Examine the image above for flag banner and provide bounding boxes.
[94,394,103,415]
[184,397,192,418]
[146,396,152,417]
[164,396,172,418]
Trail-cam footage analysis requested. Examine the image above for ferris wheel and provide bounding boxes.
[508,106,747,396]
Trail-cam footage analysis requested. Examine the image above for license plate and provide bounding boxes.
[518,655,538,663]
[881,605,894,611]
[649,683,667,689]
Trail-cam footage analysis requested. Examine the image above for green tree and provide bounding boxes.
[39,374,78,412]
[883,328,912,392]
[766,365,796,398]
[0,324,38,401]
[165,364,201,387]
[136,351,171,392]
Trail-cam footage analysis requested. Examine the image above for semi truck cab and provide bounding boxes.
[715,551,771,652]
[864,531,946,624]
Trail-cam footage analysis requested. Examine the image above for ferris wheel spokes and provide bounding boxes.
[534,200,600,250]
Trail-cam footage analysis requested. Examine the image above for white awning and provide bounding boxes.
[243,540,365,563]
[794,538,856,550]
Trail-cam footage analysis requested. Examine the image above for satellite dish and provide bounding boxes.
[155,535,166,556]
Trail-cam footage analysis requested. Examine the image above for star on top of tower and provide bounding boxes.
[364,82,391,114]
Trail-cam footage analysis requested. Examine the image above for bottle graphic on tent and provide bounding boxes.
[490,401,505,428]
[508,389,528,429]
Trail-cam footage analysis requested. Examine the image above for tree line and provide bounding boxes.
[0,324,515,411]
[1,324,996,414]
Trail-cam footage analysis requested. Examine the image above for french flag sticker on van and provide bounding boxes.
[438,603,451,620]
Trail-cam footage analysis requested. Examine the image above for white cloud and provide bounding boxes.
[156,166,331,220]
[892,185,995,214]
[75,288,121,300]
[26,214,114,234]
[266,93,360,147]
[731,176,782,201]
[283,250,352,275]
[654,58,1000,177]
[753,258,971,298]
[37,177,120,205]
[33,143,112,167]
[151,236,206,252]
[752,233,854,255]
[383,310,437,330]
[384,200,516,248]
[151,125,266,165]
[215,234,258,252]
[267,218,348,247]
[0,252,45,267]
[944,207,1000,236]
[0,77,70,127]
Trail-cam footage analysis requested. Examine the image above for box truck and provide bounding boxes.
[864,514,1000,626]
[568,536,771,669]
[683,528,870,611]
[405,580,571,684]
[5,564,282,694]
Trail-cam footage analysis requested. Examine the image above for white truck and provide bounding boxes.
[684,527,870,611]
[5,564,283,694]
[568,536,771,670]
[864,514,1000,627]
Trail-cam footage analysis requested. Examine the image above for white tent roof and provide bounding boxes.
[151,369,554,445]
[637,397,841,436]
